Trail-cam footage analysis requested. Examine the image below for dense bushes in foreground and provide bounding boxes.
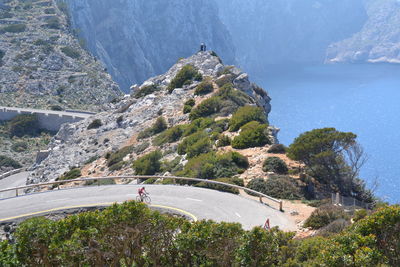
[1,202,398,266]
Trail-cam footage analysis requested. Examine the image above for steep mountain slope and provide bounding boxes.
[27,52,274,184]
[66,0,235,92]
[216,0,367,74]
[0,0,121,111]
[326,0,400,63]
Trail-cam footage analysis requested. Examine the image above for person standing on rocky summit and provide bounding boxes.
[200,43,207,52]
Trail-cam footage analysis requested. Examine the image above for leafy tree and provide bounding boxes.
[262,157,288,174]
[229,105,267,131]
[132,150,162,175]
[287,128,370,200]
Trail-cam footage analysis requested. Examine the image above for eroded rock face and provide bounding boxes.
[27,52,273,184]
[326,0,400,64]
[0,0,122,111]
[66,0,236,92]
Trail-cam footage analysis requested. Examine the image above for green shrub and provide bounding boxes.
[229,106,267,131]
[161,156,182,173]
[263,157,288,174]
[87,119,102,130]
[138,117,168,139]
[167,65,202,93]
[44,17,60,29]
[317,219,350,237]
[107,146,133,168]
[133,84,159,98]
[0,155,22,169]
[189,96,223,120]
[353,209,368,222]
[0,49,5,61]
[217,135,231,147]
[0,24,26,33]
[217,66,235,76]
[116,116,123,124]
[49,105,63,111]
[178,131,212,158]
[194,79,214,95]
[132,142,150,154]
[247,176,303,200]
[183,118,214,137]
[183,105,192,114]
[195,177,244,194]
[178,152,248,179]
[189,84,254,120]
[8,114,40,137]
[304,205,349,229]
[132,150,162,175]
[60,46,80,59]
[184,98,195,107]
[153,125,185,146]
[44,8,56,14]
[215,74,233,88]
[59,168,81,181]
[108,161,126,172]
[231,121,270,149]
[11,141,28,152]
[267,144,286,154]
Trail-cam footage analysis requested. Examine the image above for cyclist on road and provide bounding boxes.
[138,186,148,202]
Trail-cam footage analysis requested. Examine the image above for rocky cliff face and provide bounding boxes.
[0,0,121,111]
[27,52,274,184]
[65,0,235,92]
[216,0,367,74]
[326,0,400,63]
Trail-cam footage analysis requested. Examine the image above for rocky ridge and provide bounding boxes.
[0,0,121,111]
[27,52,274,184]
[65,0,235,92]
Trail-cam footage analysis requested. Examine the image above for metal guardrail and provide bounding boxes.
[0,175,283,211]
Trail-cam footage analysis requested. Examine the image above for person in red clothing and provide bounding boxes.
[138,186,148,202]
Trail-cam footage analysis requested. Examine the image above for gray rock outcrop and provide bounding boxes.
[66,0,235,92]
[27,52,272,184]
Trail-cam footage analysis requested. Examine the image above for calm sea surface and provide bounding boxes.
[255,64,400,203]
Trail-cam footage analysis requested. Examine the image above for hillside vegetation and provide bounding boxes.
[0,201,398,266]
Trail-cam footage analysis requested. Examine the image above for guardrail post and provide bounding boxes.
[279,201,283,212]
[16,188,18,197]
[259,196,263,203]
[97,179,100,186]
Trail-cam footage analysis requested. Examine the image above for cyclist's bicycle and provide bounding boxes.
[136,193,151,204]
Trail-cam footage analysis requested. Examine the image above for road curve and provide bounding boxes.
[0,184,295,231]
[0,171,29,199]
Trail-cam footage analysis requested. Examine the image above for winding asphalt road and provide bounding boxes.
[0,172,29,199]
[0,184,295,230]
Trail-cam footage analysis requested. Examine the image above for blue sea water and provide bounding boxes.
[255,64,400,204]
